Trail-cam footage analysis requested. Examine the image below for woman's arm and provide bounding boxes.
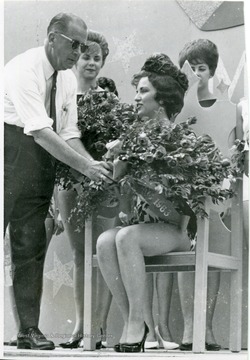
[236,102,244,140]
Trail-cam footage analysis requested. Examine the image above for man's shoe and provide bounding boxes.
[17,327,55,350]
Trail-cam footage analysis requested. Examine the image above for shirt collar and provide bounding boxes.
[41,46,56,81]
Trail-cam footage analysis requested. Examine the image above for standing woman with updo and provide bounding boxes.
[58,30,114,349]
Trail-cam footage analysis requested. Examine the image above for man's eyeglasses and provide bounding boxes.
[56,33,88,53]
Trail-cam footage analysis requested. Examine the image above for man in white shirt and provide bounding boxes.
[4,12,112,350]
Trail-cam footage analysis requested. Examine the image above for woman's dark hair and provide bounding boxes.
[178,39,219,76]
[97,77,119,96]
[86,30,109,65]
[47,13,87,34]
[132,53,188,119]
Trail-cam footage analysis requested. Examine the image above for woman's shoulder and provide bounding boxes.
[237,97,248,115]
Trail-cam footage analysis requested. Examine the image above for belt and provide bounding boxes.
[4,123,24,133]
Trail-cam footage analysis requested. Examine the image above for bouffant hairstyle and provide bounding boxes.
[132,53,188,119]
[178,39,219,76]
[86,30,109,65]
[97,77,119,96]
[47,13,87,34]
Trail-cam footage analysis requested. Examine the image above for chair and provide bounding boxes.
[83,83,244,352]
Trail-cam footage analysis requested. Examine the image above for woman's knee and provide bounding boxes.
[115,227,137,255]
[96,230,116,257]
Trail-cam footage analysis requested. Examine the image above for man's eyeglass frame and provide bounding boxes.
[56,32,88,53]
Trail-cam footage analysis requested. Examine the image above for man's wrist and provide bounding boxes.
[79,157,93,175]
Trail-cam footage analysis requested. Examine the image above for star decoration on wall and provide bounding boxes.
[216,79,230,94]
[44,252,74,298]
[111,30,144,73]
[181,60,200,89]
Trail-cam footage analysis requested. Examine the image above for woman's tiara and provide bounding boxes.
[141,53,188,92]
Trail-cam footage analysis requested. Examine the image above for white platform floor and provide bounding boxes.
[2,346,248,360]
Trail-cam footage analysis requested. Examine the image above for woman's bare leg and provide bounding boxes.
[206,272,220,344]
[97,228,130,343]
[95,270,112,341]
[115,222,188,344]
[156,272,174,341]
[143,274,157,341]
[45,217,54,250]
[178,271,220,344]
[178,272,194,344]
[58,189,84,339]
[93,216,116,342]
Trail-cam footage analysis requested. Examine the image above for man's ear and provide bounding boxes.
[48,32,56,46]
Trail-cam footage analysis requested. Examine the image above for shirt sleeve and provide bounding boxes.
[5,63,53,135]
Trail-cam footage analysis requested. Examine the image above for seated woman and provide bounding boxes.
[96,53,190,353]
[145,39,222,352]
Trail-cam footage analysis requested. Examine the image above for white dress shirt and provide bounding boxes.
[4,46,81,141]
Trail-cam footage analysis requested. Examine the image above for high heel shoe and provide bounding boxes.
[59,336,83,349]
[113,343,122,352]
[119,323,149,353]
[95,340,107,349]
[155,326,179,350]
[205,342,221,351]
[179,342,192,351]
[145,340,160,349]
[96,327,107,349]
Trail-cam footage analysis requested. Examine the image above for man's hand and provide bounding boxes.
[83,160,113,183]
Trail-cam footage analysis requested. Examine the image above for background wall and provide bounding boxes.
[4,0,248,350]
[4,0,246,103]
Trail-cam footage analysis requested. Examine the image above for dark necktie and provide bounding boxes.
[50,71,58,132]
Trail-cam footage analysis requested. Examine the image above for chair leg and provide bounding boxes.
[193,215,209,353]
[83,217,97,351]
[229,269,242,352]
[229,179,243,352]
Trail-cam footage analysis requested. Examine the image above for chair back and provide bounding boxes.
[176,64,237,158]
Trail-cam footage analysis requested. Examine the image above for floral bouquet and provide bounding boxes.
[57,96,242,232]
[112,112,238,224]
[56,90,137,229]
[230,138,247,174]
[77,90,136,160]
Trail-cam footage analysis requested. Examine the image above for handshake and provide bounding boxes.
[71,139,127,184]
